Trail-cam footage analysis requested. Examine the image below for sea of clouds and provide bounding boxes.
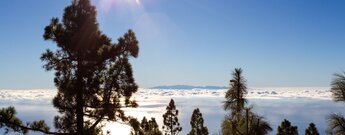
[0,87,332,104]
[0,87,342,135]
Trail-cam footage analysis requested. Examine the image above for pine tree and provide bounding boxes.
[130,117,144,135]
[223,68,248,118]
[221,68,271,135]
[129,117,162,135]
[277,119,298,135]
[188,108,209,135]
[305,123,319,135]
[145,118,162,135]
[162,99,182,135]
[0,0,139,134]
[0,107,51,134]
[141,117,149,132]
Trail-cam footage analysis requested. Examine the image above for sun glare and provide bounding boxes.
[98,0,141,13]
[135,0,140,5]
[103,122,131,135]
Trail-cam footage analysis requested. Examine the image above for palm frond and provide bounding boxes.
[331,72,345,102]
[328,113,345,135]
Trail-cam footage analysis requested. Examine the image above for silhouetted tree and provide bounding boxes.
[221,107,272,135]
[188,108,208,135]
[130,117,144,135]
[247,112,272,135]
[134,117,162,135]
[328,113,345,135]
[305,123,319,135]
[129,117,162,135]
[141,117,149,132]
[0,107,51,134]
[223,68,247,118]
[145,117,162,135]
[0,0,139,134]
[328,72,345,135]
[222,68,272,135]
[330,72,345,102]
[277,119,298,135]
[162,99,182,135]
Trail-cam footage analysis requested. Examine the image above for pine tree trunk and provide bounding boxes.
[170,116,173,135]
[76,61,84,134]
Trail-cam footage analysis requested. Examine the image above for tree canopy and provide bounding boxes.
[224,68,247,118]
[188,108,208,135]
[328,113,345,135]
[221,107,272,135]
[162,99,182,135]
[327,72,345,135]
[222,68,271,135]
[129,117,162,135]
[305,123,319,135]
[277,119,298,135]
[0,0,139,134]
[330,72,345,102]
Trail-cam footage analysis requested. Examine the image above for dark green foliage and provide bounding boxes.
[221,108,272,135]
[162,99,182,135]
[327,113,345,135]
[141,117,149,132]
[221,68,271,135]
[247,113,272,135]
[331,72,345,102]
[0,107,51,134]
[188,108,208,135]
[144,117,162,135]
[42,0,139,134]
[1,0,139,134]
[305,123,319,135]
[129,117,162,135]
[130,117,144,135]
[0,107,25,134]
[328,72,345,135]
[223,68,247,118]
[222,68,249,135]
[277,119,298,135]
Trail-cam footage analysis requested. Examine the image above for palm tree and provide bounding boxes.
[221,116,243,135]
[221,107,272,135]
[328,113,345,135]
[223,68,248,118]
[249,114,272,135]
[331,72,345,102]
[328,72,345,135]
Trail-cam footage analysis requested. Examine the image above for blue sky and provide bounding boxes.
[0,0,345,89]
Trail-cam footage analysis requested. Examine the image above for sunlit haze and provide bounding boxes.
[1,0,345,89]
[1,1,345,135]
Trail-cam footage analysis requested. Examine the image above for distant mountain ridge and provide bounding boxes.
[151,85,227,89]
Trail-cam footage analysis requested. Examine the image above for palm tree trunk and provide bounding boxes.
[246,109,248,135]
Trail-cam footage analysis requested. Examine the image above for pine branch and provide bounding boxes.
[1,120,74,135]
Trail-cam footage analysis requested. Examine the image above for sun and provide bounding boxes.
[135,0,140,5]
